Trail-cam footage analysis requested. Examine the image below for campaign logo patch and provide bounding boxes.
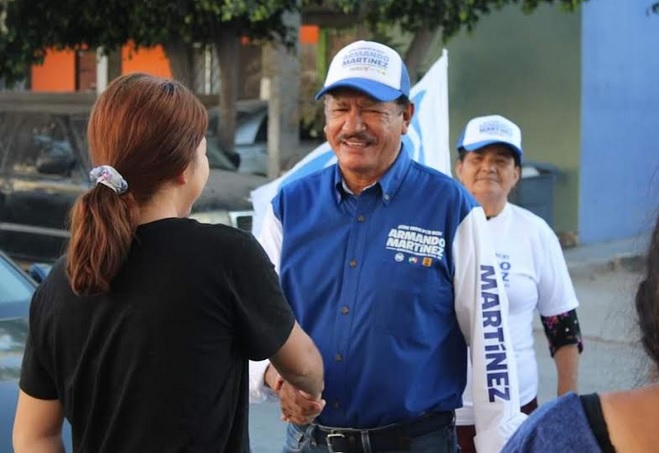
[408,256,418,264]
[479,119,513,140]
[395,253,405,262]
[385,224,446,260]
[422,257,433,267]
[342,47,390,76]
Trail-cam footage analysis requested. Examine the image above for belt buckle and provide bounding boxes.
[326,432,347,453]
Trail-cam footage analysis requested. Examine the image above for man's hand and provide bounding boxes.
[278,381,325,425]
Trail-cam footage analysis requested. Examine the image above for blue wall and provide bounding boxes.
[580,0,659,244]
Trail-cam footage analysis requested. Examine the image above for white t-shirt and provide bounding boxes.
[456,203,579,426]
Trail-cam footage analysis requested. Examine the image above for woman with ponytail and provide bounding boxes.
[13,73,324,453]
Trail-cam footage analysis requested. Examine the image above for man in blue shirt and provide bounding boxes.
[250,40,526,453]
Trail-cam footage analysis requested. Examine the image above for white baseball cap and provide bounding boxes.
[315,40,411,102]
[456,115,523,159]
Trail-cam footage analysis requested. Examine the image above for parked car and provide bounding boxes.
[207,100,323,176]
[0,250,72,451]
[207,101,269,176]
[28,262,52,283]
[0,101,268,264]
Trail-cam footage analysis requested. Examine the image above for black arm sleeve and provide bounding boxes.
[541,309,584,357]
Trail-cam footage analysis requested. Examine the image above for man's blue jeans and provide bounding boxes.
[281,421,458,453]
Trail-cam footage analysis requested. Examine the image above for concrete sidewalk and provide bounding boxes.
[535,233,651,404]
[563,234,648,276]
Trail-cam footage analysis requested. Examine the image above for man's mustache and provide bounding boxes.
[336,132,375,144]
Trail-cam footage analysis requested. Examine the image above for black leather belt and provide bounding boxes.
[313,411,455,453]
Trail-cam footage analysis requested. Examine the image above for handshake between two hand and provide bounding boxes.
[265,365,326,425]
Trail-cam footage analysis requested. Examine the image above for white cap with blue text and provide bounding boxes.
[456,114,523,159]
[315,40,411,102]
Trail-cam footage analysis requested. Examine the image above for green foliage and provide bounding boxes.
[0,0,298,86]
[302,0,587,39]
[0,0,588,86]
[0,0,45,86]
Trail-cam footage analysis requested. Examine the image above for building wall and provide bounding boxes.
[121,44,172,79]
[579,0,659,244]
[28,26,320,94]
[31,50,76,92]
[431,3,582,234]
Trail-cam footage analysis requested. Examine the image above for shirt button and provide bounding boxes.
[383,194,391,201]
[341,306,349,315]
[349,259,357,268]
[357,215,365,222]
[333,401,340,409]
[335,353,343,362]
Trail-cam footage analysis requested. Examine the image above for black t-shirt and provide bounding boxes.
[20,218,295,453]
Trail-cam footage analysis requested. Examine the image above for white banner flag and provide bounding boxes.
[251,49,450,237]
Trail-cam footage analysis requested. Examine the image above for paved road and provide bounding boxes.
[248,264,648,452]
[536,264,647,402]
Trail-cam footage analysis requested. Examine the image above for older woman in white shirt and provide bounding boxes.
[454,115,583,453]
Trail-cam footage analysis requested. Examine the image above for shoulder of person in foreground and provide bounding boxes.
[501,392,600,453]
[181,218,257,253]
[162,218,282,276]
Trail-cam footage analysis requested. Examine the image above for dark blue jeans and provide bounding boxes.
[281,421,458,453]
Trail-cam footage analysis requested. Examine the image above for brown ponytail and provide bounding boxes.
[67,187,139,295]
[67,73,207,295]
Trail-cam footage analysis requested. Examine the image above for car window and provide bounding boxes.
[0,259,34,306]
[205,136,238,171]
[0,112,25,171]
[7,112,77,178]
[70,115,91,168]
[254,116,268,143]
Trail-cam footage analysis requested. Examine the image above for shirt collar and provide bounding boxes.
[333,142,413,205]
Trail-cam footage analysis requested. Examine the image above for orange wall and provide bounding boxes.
[300,25,319,45]
[31,50,76,92]
[121,44,172,78]
[30,27,319,91]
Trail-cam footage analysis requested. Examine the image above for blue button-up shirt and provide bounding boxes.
[258,144,523,448]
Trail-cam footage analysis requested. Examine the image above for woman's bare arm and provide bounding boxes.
[13,390,65,453]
